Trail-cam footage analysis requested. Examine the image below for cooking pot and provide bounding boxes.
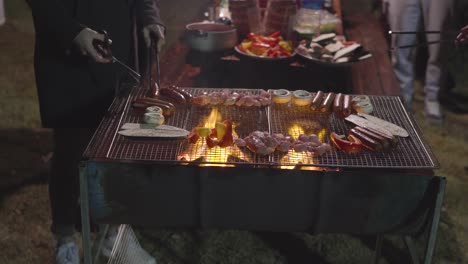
[185,22,238,52]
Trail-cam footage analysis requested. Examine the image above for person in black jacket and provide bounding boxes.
[26,1,164,263]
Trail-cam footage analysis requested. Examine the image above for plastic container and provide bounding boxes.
[301,0,324,9]
[263,0,297,36]
[229,0,262,38]
[293,8,341,39]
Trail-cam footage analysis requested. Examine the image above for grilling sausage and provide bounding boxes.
[342,94,352,117]
[349,128,382,151]
[320,92,335,112]
[310,90,324,111]
[135,97,175,108]
[133,97,175,116]
[159,87,187,105]
[170,85,193,103]
[354,126,390,150]
[333,93,343,115]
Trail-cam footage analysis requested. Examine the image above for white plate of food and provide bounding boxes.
[295,33,372,67]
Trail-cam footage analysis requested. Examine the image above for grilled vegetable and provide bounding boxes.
[354,126,390,150]
[206,136,219,148]
[363,126,399,147]
[215,122,226,141]
[330,132,363,153]
[349,128,382,151]
[218,120,234,148]
[194,127,211,137]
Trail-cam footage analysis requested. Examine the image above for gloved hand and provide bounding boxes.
[72,28,112,63]
[143,24,165,52]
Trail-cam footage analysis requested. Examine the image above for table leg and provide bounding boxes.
[80,162,93,264]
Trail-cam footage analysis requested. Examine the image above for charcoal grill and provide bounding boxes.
[85,87,438,169]
[80,86,442,264]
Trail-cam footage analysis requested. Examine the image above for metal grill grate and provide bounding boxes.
[87,87,438,169]
[269,94,438,168]
[177,88,271,165]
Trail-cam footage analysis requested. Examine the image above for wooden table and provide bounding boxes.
[156,7,399,97]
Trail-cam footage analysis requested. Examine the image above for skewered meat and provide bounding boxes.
[236,131,331,156]
[192,90,271,107]
[234,138,246,147]
[191,93,210,106]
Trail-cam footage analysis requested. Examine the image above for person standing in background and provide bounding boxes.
[386,0,454,123]
[0,0,5,26]
[26,0,165,263]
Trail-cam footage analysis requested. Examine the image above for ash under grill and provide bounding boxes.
[86,87,438,169]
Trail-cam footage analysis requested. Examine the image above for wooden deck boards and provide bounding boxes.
[344,13,400,96]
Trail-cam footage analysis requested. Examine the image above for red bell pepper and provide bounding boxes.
[218,120,234,148]
[269,31,281,38]
[250,42,271,55]
[206,136,219,148]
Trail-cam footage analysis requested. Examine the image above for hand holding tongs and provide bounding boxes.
[147,37,161,97]
[92,30,141,83]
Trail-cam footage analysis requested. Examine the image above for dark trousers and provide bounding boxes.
[49,127,96,237]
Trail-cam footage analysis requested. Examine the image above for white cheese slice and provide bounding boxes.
[312,33,336,43]
[333,43,361,61]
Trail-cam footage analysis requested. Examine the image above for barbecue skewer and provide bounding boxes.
[390,40,453,50]
[388,30,444,35]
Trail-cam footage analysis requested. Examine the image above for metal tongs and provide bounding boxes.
[93,30,141,83]
[147,37,161,96]
[388,30,455,50]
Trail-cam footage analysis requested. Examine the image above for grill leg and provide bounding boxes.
[404,236,420,264]
[423,178,446,264]
[93,224,109,264]
[80,162,93,264]
[373,235,383,264]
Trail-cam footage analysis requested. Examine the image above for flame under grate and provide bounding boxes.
[86,87,438,169]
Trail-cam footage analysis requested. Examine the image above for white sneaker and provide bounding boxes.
[424,100,443,124]
[55,242,80,264]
